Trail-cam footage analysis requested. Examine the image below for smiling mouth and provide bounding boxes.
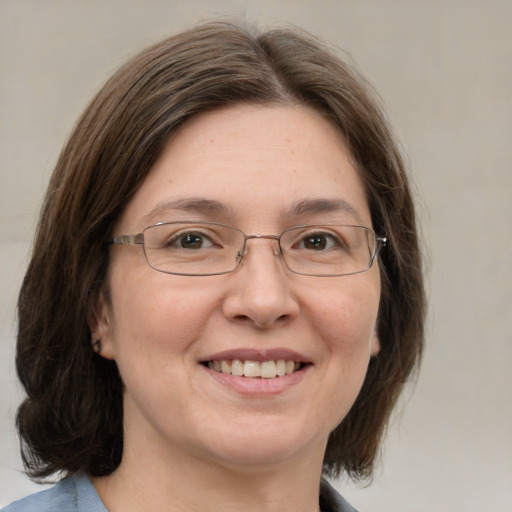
[203,359,307,379]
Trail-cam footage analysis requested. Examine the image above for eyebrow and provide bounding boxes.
[142,197,363,225]
[143,198,234,225]
[289,198,363,223]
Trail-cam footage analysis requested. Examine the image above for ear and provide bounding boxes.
[87,287,116,360]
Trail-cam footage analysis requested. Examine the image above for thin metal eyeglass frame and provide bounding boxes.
[106,221,387,277]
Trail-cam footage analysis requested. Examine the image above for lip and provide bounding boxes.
[199,347,312,397]
[201,347,310,363]
[201,363,310,396]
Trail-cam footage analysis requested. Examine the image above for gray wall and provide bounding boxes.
[1,1,511,510]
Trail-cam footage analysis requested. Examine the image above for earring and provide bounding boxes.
[92,337,102,354]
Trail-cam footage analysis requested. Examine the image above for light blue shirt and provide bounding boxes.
[2,473,106,512]
[3,474,357,512]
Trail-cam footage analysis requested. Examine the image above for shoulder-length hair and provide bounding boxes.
[16,21,425,482]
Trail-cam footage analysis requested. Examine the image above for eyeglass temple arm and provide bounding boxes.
[107,234,144,246]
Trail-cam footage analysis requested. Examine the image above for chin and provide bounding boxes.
[197,420,327,471]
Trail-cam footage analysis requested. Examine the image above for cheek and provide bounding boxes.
[107,270,222,360]
[105,283,202,403]
[314,278,380,345]
[298,280,380,432]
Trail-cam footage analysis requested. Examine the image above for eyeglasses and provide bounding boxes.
[107,221,386,277]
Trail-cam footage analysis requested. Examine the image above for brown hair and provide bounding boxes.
[16,21,425,482]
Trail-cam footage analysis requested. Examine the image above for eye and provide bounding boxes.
[168,230,216,250]
[297,232,342,251]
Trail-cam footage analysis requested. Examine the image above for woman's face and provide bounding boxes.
[93,104,381,471]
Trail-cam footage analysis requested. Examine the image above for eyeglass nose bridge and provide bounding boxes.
[235,233,283,263]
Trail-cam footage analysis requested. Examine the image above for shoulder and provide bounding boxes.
[2,473,106,512]
[2,477,76,512]
[320,479,359,512]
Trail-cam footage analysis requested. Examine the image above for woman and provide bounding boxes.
[6,21,425,512]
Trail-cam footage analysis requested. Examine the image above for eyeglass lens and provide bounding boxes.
[142,222,377,276]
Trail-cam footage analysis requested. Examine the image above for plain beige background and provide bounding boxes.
[1,1,511,511]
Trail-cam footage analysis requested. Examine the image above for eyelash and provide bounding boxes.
[165,230,218,249]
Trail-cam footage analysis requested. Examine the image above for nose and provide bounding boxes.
[222,238,299,329]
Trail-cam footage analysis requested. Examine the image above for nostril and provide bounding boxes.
[232,313,290,329]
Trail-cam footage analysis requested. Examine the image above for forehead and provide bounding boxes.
[117,104,371,231]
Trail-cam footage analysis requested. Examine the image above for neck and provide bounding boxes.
[92,434,326,512]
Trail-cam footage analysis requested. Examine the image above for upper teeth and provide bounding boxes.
[207,359,300,378]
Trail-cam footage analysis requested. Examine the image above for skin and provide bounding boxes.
[90,104,381,512]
